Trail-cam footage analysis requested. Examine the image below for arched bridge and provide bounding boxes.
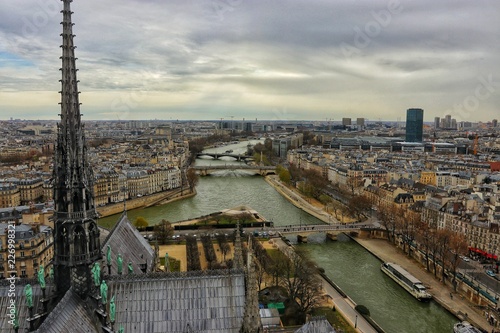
[192,165,276,176]
[196,152,253,161]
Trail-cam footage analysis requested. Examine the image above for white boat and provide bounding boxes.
[381,262,432,301]
[453,321,483,333]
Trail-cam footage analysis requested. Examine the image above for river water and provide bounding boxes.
[98,140,458,332]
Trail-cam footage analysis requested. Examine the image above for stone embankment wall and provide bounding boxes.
[96,189,195,218]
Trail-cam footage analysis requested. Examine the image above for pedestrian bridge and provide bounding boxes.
[269,223,374,242]
[271,223,372,235]
[192,165,276,176]
[197,152,253,161]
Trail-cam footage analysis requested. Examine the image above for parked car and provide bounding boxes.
[486,270,496,278]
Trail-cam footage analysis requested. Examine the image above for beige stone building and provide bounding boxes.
[94,169,120,206]
[0,222,53,279]
[0,183,21,208]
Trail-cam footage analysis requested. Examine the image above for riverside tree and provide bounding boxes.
[154,219,174,244]
[279,250,322,315]
[134,216,149,230]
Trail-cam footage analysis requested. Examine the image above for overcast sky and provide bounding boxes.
[0,0,499,122]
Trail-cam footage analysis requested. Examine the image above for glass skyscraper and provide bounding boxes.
[405,108,424,142]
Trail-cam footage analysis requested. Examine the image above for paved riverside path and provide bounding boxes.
[355,238,492,332]
[265,176,337,224]
[273,238,378,333]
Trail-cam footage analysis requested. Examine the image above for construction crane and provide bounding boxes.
[225,115,234,131]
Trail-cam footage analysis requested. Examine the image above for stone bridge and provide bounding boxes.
[192,165,276,176]
[196,152,253,161]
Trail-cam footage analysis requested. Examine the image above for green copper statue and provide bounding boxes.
[106,245,112,266]
[117,253,123,275]
[37,265,46,289]
[24,284,33,308]
[118,326,124,333]
[128,262,133,274]
[49,266,54,282]
[91,262,101,287]
[110,295,116,322]
[13,303,19,329]
[100,280,108,305]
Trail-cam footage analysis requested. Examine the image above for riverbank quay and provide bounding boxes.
[265,176,337,224]
[273,237,379,333]
[354,237,491,332]
[96,187,195,219]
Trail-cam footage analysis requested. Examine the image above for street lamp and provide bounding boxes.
[355,315,358,328]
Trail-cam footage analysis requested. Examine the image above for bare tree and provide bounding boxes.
[436,229,451,283]
[447,231,468,291]
[186,168,199,190]
[279,251,323,314]
[154,219,174,244]
[347,195,372,221]
[377,204,398,243]
[428,229,440,277]
[416,220,433,272]
[399,208,419,256]
[216,233,230,263]
[186,236,201,271]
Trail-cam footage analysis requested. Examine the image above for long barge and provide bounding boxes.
[381,262,432,301]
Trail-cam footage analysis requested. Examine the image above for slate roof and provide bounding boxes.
[34,288,97,333]
[107,270,246,333]
[294,316,336,333]
[0,213,247,333]
[102,212,155,274]
[0,281,56,333]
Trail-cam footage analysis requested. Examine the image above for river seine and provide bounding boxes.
[99,140,458,332]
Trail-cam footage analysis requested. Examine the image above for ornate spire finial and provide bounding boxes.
[53,0,101,297]
[233,222,244,270]
[241,236,262,333]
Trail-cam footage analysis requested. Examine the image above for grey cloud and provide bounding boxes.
[0,0,499,120]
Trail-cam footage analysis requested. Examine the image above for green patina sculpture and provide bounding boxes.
[128,262,133,274]
[118,326,124,333]
[91,262,101,287]
[117,253,123,275]
[49,266,54,282]
[110,295,116,322]
[106,245,112,266]
[24,284,33,308]
[100,280,108,305]
[164,252,170,272]
[37,265,46,289]
[13,303,19,329]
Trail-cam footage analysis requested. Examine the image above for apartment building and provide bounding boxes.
[0,183,21,208]
[0,222,53,279]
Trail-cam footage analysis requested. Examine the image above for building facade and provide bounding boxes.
[0,222,53,279]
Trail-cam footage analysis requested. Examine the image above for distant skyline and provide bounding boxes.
[0,0,499,122]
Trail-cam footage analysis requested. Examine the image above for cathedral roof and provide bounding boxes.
[0,282,56,333]
[107,270,246,333]
[34,288,97,333]
[101,212,155,274]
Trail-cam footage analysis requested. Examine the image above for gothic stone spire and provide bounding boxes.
[53,0,101,298]
[233,222,244,270]
[241,236,262,333]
